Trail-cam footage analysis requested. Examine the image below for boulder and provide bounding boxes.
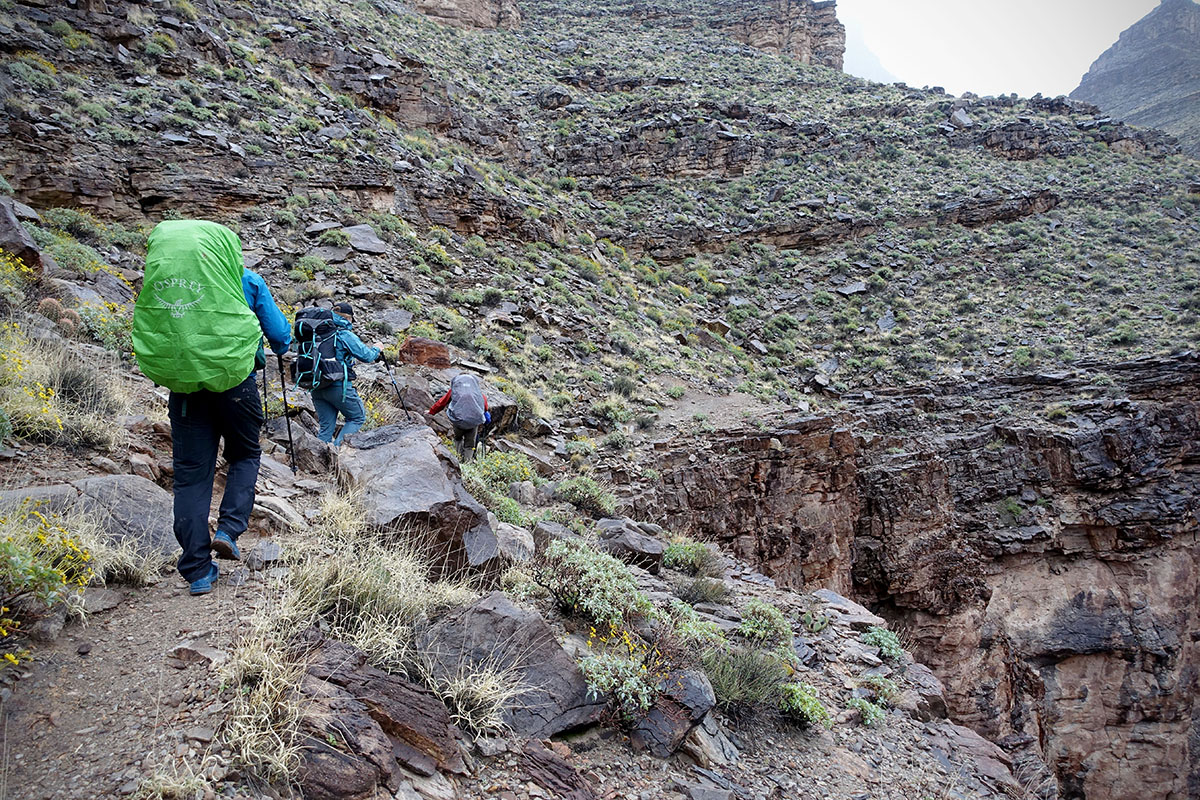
[494,521,534,562]
[0,475,177,560]
[399,336,452,368]
[896,661,948,721]
[0,196,42,274]
[950,108,975,128]
[265,418,335,473]
[339,423,497,576]
[416,592,605,737]
[536,86,572,110]
[532,519,580,556]
[595,517,665,574]
[631,669,716,757]
[344,224,388,254]
[293,631,466,800]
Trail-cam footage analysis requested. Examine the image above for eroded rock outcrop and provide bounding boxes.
[414,0,521,30]
[710,0,845,69]
[627,354,1200,800]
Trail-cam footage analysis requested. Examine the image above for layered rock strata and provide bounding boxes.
[627,355,1200,800]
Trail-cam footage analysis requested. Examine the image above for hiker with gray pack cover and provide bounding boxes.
[428,372,490,462]
[131,220,291,596]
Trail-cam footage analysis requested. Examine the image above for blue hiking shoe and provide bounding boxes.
[189,562,220,596]
[211,531,241,561]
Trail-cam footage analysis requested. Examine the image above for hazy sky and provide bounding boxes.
[838,0,1160,97]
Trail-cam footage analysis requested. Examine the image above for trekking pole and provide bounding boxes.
[381,355,410,415]
[260,343,270,420]
[276,353,298,475]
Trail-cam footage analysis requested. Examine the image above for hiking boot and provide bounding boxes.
[211,531,241,561]
[189,562,220,595]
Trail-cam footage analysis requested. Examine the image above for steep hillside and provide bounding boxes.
[1072,0,1200,157]
[0,0,1198,799]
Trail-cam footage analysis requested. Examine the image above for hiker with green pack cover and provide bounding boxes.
[132,220,291,596]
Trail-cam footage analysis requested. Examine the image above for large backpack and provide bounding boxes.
[447,373,487,428]
[290,307,345,391]
[132,220,262,394]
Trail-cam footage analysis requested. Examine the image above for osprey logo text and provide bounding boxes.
[152,277,206,318]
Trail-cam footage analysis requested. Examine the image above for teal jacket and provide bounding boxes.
[329,312,380,381]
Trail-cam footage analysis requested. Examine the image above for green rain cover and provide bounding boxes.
[132,220,262,394]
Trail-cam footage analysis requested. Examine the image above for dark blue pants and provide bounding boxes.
[168,374,263,583]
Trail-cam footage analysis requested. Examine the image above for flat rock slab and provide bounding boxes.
[417,592,604,738]
[812,588,886,630]
[0,475,176,560]
[344,224,388,254]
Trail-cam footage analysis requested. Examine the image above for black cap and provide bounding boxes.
[333,301,353,318]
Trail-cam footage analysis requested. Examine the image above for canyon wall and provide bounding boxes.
[627,355,1200,800]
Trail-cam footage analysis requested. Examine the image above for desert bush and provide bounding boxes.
[861,626,903,660]
[701,644,789,715]
[847,696,886,726]
[0,250,36,309]
[590,395,631,429]
[579,651,658,721]
[0,502,97,669]
[663,537,722,577]
[859,674,900,705]
[738,599,791,644]
[538,538,651,627]
[554,476,617,517]
[665,600,725,651]
[0,323,130,449]
[465,450,535,491]
[779,682,832,729]
[675,576,729,606]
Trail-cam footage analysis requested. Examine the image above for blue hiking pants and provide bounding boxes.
[168,374,263,583]
[311,380,366,445]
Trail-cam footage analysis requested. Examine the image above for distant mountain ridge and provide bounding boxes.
[1071,0,1200,156]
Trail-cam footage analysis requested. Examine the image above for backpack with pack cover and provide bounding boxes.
[132,220,262,394]
[447,372,487,428]
[290,307,346,390]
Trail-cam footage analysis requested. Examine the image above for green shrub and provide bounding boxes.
[578,652,656,721]
[861,626,903,660]
[318,229,350,247]
[666,600,725,650]
[738,599,791,644]
[666,385,686,399]
[6,60,56,92]
[860,674,899,705]
[663,538,722,577]
[294,255,325,280]
[555,476,616,517]
[847,697,885,726]
[701,645,789,715]
[1,501,95,670]
[538,538,650,627]
[0,175,13,196]
[464,450,535,492]
[779,683,832,729]
[589,395,631,430]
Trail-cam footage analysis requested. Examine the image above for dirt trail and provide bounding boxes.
[0,524,303,800]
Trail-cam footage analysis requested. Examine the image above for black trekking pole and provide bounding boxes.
[381,355,410,415]
[276,352,298,475]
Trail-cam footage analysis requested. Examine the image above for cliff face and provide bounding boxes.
[1071,0,1200,156]
[710,0,845,69]
[628,356,1200,800]
[413,0,521,30]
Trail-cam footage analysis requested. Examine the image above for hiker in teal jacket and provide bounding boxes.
[311,301,382,445]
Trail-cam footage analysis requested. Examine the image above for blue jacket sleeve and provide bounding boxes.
[242,270,292,354]
[338,330,381,364]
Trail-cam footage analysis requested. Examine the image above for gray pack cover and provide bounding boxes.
[447,373,486,428]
